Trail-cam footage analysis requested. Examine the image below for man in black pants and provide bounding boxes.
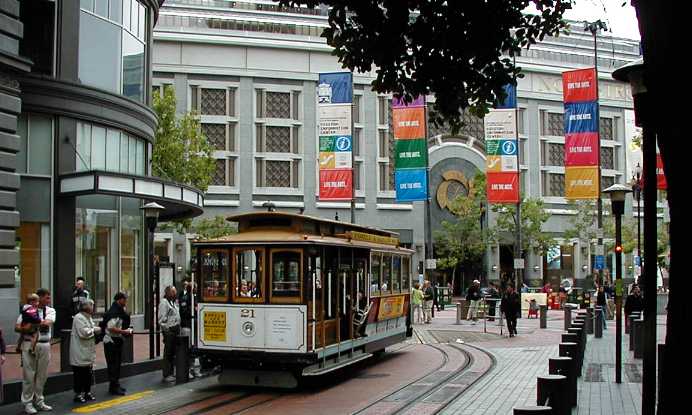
[102,292,133,395]
[501,285,521,337]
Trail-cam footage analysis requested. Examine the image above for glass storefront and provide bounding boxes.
[77,121,146,175]
[75,195,144,314]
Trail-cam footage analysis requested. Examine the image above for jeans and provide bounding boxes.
[72,365,93,395]
[162,332,177,378]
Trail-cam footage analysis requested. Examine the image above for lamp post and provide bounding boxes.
[141,201,165,359]
[613,58,656,415]
[603,184,631,385]
[631,162,642,280]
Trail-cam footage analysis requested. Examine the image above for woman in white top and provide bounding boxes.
[70,299,101,403]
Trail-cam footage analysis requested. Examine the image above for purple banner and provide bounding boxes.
[392,96,425,108]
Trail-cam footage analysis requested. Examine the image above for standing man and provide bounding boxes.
[102,292,133,395]
[624,285,644,331]
[158,286,181,382]
[466,279,481,324]
[596,285,608,330]
[15,288,55,414]
[501,285,521,337]
[71,277,90,316]
[422,281,434,324]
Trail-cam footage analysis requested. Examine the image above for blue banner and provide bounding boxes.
[395,168,428,201]
[318,72,353,104]
[496,84,517,109]
[595,255,605,270]
[564,102,599,134]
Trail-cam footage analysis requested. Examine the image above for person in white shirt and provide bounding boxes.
[158,286,181,382]
[15,288,55,414]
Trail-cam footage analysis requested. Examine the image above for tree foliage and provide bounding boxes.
[278,0,570,132]
[191,215,237,240]
[152,86,215,192]
[492,197,553,256]
[563,200,599,250]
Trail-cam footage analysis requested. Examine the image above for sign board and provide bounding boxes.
[595,244,604,255]
[349,231,399,246]
[395,168,428,201]
[377,295,406,320]
[595,255,605,270]
[425,259,437,270]
[483,109,516,139]
[514,258,525,269]
[203,311,227,342]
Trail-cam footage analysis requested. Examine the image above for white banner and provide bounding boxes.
[319,104,352,136]
[484,109,517,140]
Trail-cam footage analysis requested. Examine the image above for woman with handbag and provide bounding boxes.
[158,286,181,382]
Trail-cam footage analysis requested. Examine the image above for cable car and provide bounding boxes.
[192,212,414,388]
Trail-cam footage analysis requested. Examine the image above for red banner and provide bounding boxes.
[657,153,667,190]
[487,173,519,203]
[565,132,599,166]
[319,169,353,200]
[562,68,597,103]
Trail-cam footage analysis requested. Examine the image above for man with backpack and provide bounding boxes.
[101,292,133,395]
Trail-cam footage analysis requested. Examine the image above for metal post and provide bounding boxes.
[147,223,155,359]
[351,92,355,224]
[595,306,603,338]
[591,22,604,289]
[424,101,435,316]
[614,212,622,384]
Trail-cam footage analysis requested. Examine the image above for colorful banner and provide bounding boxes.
[377,295,406,320]
[565,166,599,199]
[392,107,426,139]
[497,84,517,109]
[562,68,597,103]
[319,169,353,200]
[564,102,598,134]
[394,139,427,168]
[657,153,667,190]
[484,109,516,140]
[564,133,599,166]
[392,96,425,108]
[395,168,428,201]
[318,72,353,200]
[487,172,519,203]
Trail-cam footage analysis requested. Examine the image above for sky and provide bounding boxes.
[562,0,640,40]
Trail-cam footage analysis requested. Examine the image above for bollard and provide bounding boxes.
[59,329,72,373]
[456,302,462,325]
[539,305,548,329]
[563,304,572,331]
[628,312,640,351]
[537,374,568,415]
[559,342,581,378]
[633,319,644,359]
[567,327,585,373]
[585,308,594,335]
[175,335,190,384]
[514,407,552,414]
[594,306,603,339]
[122,332,134,364]
[549,356,576,407]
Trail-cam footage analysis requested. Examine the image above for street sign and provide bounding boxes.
[595,255,605,270]
[425,259,437,270]
[514,259,525,269]
[595,245,604,255]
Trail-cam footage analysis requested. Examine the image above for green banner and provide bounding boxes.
[319,136,336,152]
[486,139,501,156]
[395,139,428,168]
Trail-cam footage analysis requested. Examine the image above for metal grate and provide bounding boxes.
[266,160,291,187]
[265,91,291,118]
[601,175,614,190]
[200,88,226,115]
[212,159,226,185]
[544,112,564,136]
[427,108,484,140]
[265,126,291,152]
[549,173,565,196]
[202,123,226,150]
[601,147,614,170]
[549,143,565,166]
[600,117,613,140]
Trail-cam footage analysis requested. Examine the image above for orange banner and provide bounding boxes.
[377,295,406,320]
[565,166,599,199]
[392,107,426,139]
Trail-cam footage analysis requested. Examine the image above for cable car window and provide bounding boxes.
[370,252,381,296]
[233,248,264,301]
[402,256,411,291]
[392,255,401,293]
[382,253,392,294]
[271,250,302,300]
[200,249,229,302]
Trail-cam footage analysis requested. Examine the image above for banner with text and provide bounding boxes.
[395,168,428,201]
[565,166,599,199]
[485,107,519,203]
[318,72,353,200]
[392,96,429,202]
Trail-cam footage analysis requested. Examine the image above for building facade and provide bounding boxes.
[0,0,203,341]
[152,1,643,290]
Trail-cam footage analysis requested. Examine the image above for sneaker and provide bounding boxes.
[164,375,176,383]
[35,403,52,412]
[25,404,38,414]
[74,394,86,403]
[109,388,126,396]
[84,393,96,401]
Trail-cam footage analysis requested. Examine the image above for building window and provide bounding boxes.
[601,147,614,170]
[600,117,613,141]
[541,111,564,136]
[16,113,53,176]
[601,175,615,190]
[354,161,362,191]
[517,108,525,135]
[547,142,565,167]
[79,0,147,102]
[542,172,565,197]
[77,121,146,175]
[377,96,395,193]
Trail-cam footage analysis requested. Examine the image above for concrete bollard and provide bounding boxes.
[633,319,644,359]
[563,304,572,331]
[549,356,576,407]
[537,374,569,415]
[59,329,71,373]
[628,312,640,350]
[539,305,548,329]
[594,306,603,338]
[566,327,585,373]
[585,308,594,335]
[175,335,190,384]
[456,302,462,325]
[514,407,552,414]
[559,342,581,378]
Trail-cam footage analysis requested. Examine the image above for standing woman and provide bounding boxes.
[70,299,101,403]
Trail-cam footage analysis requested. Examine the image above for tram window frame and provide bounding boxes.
[232,247,265,303]
[199,248,230,303]
[381,253,392,295]
[392,255,401,293]
[402,256,411,292]
[270,248,303,304]
[370,252,381,296]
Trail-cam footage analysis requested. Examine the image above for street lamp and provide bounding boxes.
[141,201,165,359]
[631,162,642,280]
[613,58,657,414]
[603,184,632,385]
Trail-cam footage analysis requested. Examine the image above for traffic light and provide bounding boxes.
[615,245,623,254]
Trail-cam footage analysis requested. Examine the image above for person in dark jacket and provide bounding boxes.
[624,285,644,331]
[596,285,608,330]
[501,285,521,337]
[466,279,482,323]
[102,292,132,395]
[71,277,90,316]
[486,282,500,322]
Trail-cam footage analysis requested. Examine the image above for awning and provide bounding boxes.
[59,171,203,221]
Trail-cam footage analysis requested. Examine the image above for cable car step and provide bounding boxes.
[302,351,373,376]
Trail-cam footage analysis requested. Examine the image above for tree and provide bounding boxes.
[279,0,570,132]
[563,201,599,253]
[152,86,215,193]
[434,173,493,288]
[191,215,237,240]
[492,197,554,257]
